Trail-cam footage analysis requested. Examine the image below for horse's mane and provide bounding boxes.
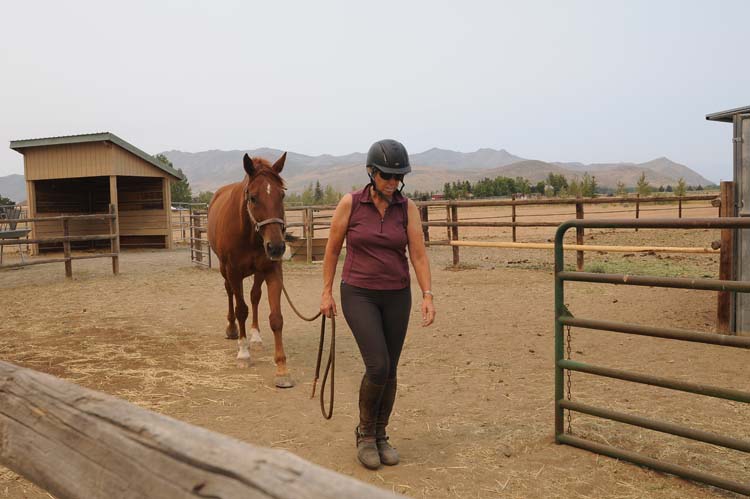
[245,157,286,189]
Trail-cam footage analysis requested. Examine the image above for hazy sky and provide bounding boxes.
[1,0,747,182]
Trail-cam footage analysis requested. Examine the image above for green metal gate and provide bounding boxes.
[554,217,750,496]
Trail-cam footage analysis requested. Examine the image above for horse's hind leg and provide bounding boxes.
[223,276,239,340]
[229,274,251,367]
[249,274,264,348]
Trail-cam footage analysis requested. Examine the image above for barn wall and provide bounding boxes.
[111,147,164,177]
[24,143,114,180]
[117,176,168,248]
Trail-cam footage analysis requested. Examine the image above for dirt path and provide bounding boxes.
[0,231,747,498]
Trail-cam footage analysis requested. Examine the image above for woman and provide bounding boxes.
[320,139,436,470]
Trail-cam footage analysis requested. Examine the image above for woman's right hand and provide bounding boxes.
[320,291,338,318]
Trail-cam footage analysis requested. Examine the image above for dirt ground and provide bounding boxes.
[1,201,748,498]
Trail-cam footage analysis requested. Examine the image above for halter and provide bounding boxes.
[245,191,286,233]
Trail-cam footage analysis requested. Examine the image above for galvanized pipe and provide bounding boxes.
[557,216,750,231]
[557,435,750,496]
[559,400,750,453]
[558,271,750,293]
[557,359,750,404]
[559,316,750,349]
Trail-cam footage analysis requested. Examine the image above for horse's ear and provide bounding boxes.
[272,152,287,174]
[243,154,256,176]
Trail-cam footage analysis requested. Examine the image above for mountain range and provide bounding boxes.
[159,148,714,195]
[0,148,715,203]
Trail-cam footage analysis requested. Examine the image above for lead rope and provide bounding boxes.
[281,284,335,419]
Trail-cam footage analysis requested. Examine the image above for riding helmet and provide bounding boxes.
[366,139,412,175]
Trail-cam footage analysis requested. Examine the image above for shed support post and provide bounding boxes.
[718,181,735,334]
[576,199,584,271]
[109,177,119,275]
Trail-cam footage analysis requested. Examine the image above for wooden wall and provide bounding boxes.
[24,143,113,180]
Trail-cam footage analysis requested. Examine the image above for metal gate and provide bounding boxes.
[554,217,750,496]
[189,207,211,268]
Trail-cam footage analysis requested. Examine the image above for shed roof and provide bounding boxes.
[705,105,750,123]
[9,132,183,180]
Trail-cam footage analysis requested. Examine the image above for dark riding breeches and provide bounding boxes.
[340,282,412,385]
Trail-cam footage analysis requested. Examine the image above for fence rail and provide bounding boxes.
[554,216,750,496]
[0,360,401,499]
[0,205,119,276]
[283,194,719,265]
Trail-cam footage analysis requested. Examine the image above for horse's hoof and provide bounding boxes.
[226,324,239,340]
[249,329,263,348]
[236,358,251,368]
[274,376,295,388]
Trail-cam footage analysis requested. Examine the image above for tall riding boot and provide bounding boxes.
[356,375,384,470]
[375,377,400,465]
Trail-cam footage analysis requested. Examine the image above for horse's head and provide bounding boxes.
[243,152,287,260]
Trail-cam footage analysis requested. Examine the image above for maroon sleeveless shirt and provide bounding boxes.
[342,186,410,290]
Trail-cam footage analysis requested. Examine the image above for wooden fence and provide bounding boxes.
[0,360,401,499]
[285,193,719,265]
[0,204,119,277]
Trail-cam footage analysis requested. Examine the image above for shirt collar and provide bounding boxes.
[360,185,406,205]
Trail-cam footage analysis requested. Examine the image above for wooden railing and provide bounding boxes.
[0,204,120,277]
[285,194,719,265]
[0,361,402,499]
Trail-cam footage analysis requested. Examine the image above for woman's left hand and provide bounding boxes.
[421,297,435,327]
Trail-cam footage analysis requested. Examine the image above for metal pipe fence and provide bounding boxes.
[553,217,750,496]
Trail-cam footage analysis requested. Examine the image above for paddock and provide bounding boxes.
[0,210,748,498]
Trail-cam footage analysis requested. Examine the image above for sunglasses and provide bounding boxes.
[375,170,404,181]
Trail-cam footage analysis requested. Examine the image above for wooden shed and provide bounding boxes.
[10,132,182,252]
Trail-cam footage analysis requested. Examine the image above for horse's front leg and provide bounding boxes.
[249,274,264,348]
[266,268,293,388]
[229,274,251,367]
[223,274,238,340]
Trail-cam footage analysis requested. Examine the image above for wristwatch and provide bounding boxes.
[422,290,433,298]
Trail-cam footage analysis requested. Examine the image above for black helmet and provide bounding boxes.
[366,139,412,175]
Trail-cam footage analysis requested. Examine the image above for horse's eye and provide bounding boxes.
[249,195,257,204]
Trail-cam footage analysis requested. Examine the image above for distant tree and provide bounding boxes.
[323,185,341,204]
[696,184,704,191]
[534,181,546,194]
[580,172,597,197]
[547,173,568,196]
[0,195,14,206]
[666,185,673,193]
[674,178,687,197]
[193,191,214,205]
[301,183,315,205]
[155,154,192,203]
[658,185,665,192]
[314,180,324,203]
[566,179,581,198]
[615,181,627,197]
[687,185,695,191]
[636,171,651,196]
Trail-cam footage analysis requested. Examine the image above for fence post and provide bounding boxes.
[420,205,429,242]
[63,217,72,278]
[193,213,203,264]
[511,194,517,242]
[718,181,735,334]
[445,205,451,244]
[451,204,459,266]
[678,197,683,218]
[109,204,119,275]
[576,198,584,271]
[635,194,640,232]
[306,208,314,264]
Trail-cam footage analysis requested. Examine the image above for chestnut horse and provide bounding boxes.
[207,152,293,388]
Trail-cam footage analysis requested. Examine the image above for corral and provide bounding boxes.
[0,202,748,498]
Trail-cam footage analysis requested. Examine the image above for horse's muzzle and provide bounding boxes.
[266,241,286,260]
